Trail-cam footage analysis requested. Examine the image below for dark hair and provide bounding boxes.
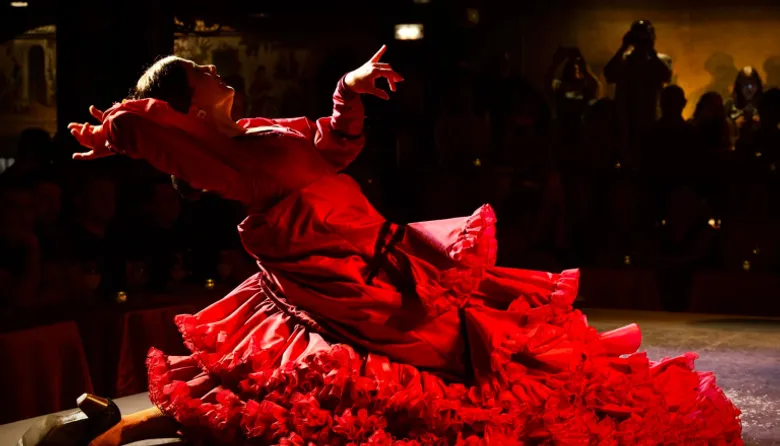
[660,84,686,115]
[132,56,205,200]
[759,88,780,125]
[732,66,763,109]
[693,91,725,120]
[130,56,192,113]
[17,127,53,161]
[628,20,656,47]
[561,58,584,83]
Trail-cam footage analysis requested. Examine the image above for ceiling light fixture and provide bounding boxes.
[395,24,423,40]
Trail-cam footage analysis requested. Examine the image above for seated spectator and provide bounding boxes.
[0,179,40,307]
[1,128,55,181]
[581,98,624,171]
[63,174,122,298]
[690,92,731,158]
[30,174,74,304]
[32,174,65,253]
[690,92,731,209]
[643,85,697,217]
[737,87,780,173]
[119,179,186,291]
[644,85,696,174]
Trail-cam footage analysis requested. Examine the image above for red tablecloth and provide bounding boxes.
[0,321,93,424]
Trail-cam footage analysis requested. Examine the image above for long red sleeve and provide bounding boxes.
[239,76,366,171]
[104,110,252,204]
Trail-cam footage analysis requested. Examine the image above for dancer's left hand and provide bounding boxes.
[344,45,404,100]
[68,106,113,160]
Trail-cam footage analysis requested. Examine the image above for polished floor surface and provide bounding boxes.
[0,309,777,445]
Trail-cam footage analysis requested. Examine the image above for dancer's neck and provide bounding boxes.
[209,115,246,138]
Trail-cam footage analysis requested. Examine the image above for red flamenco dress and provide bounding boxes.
[100,78,742,445]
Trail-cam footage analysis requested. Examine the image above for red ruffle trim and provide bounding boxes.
[487,269,742,444]
[147,268,743,445]
[429,204,499,312]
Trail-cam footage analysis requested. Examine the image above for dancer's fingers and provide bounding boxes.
[72,150,96,160]
[89,105,104,122]
[369,87,390,100]
[369,45,387,63]
[372,68,404,83]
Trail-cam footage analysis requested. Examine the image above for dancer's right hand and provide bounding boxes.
[68,105,114,160]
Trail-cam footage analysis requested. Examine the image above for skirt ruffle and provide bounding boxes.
[146,268,742,445]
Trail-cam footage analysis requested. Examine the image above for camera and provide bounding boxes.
[624,20,655,49]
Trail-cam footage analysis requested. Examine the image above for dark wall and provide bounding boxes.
[56,0,174,136]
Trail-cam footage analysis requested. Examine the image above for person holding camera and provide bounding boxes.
[545,46,601,151]
[604,20,672,156]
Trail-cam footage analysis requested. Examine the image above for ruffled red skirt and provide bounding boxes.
[146,210,742,445]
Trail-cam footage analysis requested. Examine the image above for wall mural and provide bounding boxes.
[173,33,312,120]
[0,25,57,147]
[0,22,314,154]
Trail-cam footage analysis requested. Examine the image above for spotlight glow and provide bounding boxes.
[10,1,28,6]
[395,24,424,41]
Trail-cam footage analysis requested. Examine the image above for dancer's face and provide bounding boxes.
[184,61,235,112]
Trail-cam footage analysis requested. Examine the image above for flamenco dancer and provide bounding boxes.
[69,46,742,445]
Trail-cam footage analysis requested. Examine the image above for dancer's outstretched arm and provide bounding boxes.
[68,106,251,204]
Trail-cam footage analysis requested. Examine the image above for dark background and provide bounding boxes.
[3,0,780,324]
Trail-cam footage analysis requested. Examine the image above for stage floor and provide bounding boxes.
[586,309,780,445]
[0,309,777,445]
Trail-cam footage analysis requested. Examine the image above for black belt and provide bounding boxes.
[363,221,476,382]
[364,221,406,285]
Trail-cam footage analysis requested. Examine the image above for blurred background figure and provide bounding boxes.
[1,128,56,181]
[643,85,696,217]
[604,20,672,163]
[545,46,601,154]
[727,66,763,149]
[691,92,731,158]
[0,179,39,307]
